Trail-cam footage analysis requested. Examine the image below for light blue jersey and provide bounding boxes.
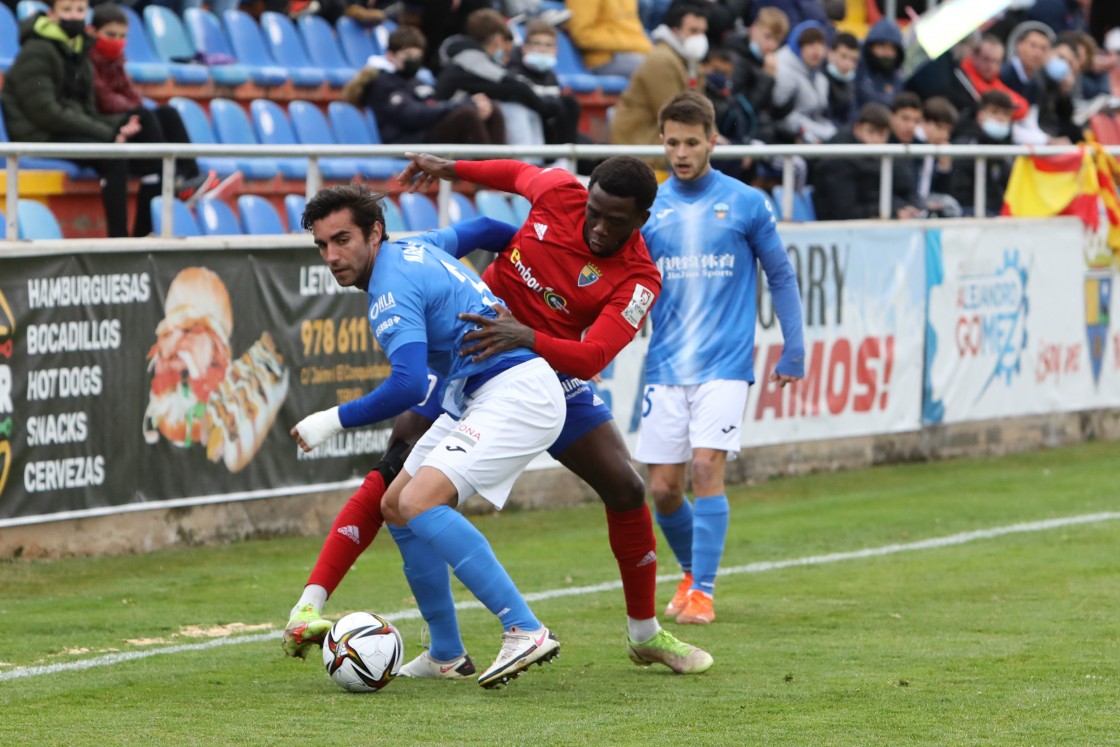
[641,168,804,385]
[368,228,533,414]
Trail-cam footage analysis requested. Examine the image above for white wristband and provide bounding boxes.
[295,406,343,450]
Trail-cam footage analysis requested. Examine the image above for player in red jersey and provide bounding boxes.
[284,155,711,676]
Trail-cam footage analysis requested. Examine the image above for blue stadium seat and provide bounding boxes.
[167,97,240,178]
[237,194,285,234]
[326,101,404,179]
[554,29,627,94]
[248,100,309,180]
[335,16,376,68]
[286,101,360,180]
[474,190,517,225]
[144,6,210,85]
[296,15,356,87]
[0,105,96,177]
[259,12,326,88]
[17,199,62,240]
[222,9,288,88]
[381,196,406,234]
[209,98,279,180]
[182,8,251,86]
[151,196,202,237]
[15,0,46,21]
[284,194,306,234]
[509,194,531,224]
[399,193,439,231]
[771,185,817,223]
[119,7,171,84]
[0,4,19,73]
[195,197,242,235]
[448,192,477,223]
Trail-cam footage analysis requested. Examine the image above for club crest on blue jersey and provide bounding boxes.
[578,263,602,287]
[713,202,730,219]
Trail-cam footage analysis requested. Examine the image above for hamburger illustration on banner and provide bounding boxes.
[144,267,289,473]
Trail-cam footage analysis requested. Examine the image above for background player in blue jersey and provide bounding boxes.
[637,92,805,625]
[292,184,566,688]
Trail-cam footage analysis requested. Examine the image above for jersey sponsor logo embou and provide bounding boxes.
[621,283,656,329]
[508,247,570,314]
[577,262,602,287]
[368,292,396,320]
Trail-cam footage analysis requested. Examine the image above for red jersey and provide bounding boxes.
[455,160,661,380]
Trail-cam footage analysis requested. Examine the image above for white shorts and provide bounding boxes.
[404,357,565,509]
[634,379,750,465]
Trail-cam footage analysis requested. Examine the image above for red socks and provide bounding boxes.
[307,468,387,594]
[605,505,658,620]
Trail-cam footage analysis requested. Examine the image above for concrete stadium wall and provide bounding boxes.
[3,408,1117,559]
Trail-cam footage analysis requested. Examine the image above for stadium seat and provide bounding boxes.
[336,15,377,68]
[237,194,286,234]
[209,98,280,180]
[118,6,172,84]
[259,12,326,88]
[182,8,252,86]
[151,196,202,237]
[248,100,310,180]
[17,199,62,240]
[143,6,211,85]
[286,101,360,180]
[381,196,407,234]
[166,97,240,178]
[283,194,306,234]
[326,101,405,179]
[509,194,531,224]
[0,4,20,73]
[0,105,96,177]
[554,29,627,94]
[1090,112,1120,146]
[448,192,478,222]
[15,0,46,21]
[399,193,439,231]
[221,9,288,88]
[296,15,356,88]
[195,196,242,235]
[772,186,817,223]
[474,190,518,225]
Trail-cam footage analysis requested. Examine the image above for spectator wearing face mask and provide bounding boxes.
[823,31,860,129]
[1001,22,1055,106]
[949,90,1016,217]
[1034,40,1082,143]
[773,21,834,143]
[508,20,582,148]
[347,25,506,146]
[724,6,790,144]
[855,17,905,108]
[611,3,709,147]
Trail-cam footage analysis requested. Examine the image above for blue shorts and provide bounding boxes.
[410,371,612,457]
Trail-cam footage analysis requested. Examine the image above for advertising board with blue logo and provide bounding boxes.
[923,219,1120,424]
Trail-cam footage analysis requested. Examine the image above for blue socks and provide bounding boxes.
[691,495,729,595]
[655,499,694,574]
[407,505,540,632]
[387,523,464,662]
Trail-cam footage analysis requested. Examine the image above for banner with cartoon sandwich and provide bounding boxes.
[0,248,391,524]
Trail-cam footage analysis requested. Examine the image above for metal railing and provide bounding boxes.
[0,141,1108,240]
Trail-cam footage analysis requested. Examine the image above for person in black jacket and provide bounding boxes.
[824,31,860,129]
[347,26,505,145]
[507,19,581,147]
[810,102,893,221]
[723,6,789,144]
[949,90,1016,217]
[888,91,926,220]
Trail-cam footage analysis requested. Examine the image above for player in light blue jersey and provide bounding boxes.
[292,184,566,688]
[637,92,805,625]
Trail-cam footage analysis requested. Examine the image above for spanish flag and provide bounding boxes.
[1001,142,1120,260]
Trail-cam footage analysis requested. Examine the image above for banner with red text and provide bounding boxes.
[591,225,927,449]
[923,220,1120,423]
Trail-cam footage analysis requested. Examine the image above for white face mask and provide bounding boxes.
[682,33,709,62]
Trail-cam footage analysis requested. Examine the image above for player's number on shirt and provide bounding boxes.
[440,260,499,307]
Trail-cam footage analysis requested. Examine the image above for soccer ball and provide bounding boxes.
[322,612,404,693]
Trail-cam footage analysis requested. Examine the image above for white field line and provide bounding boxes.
[2,511,1117,683]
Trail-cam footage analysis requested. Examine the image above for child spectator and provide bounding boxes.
[508,19,582,148]
[917,96,961,217]
[724,6,790,143]
[823,31,860,129]
[773,21,834,143]
[949,90,1016,217]
[809,102,894,220]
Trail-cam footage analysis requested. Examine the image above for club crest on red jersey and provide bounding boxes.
[577,263,602,287]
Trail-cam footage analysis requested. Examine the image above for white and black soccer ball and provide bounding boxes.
[322,612,404,693]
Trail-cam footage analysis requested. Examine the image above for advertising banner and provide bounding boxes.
[0,248,393,523]
[592,224,927,449]
[923,220,1120,424]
